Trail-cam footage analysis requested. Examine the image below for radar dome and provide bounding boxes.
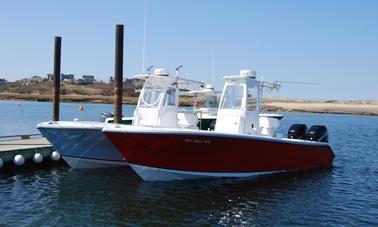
[240,70,256,79]
[154,68,169,76]
[205,84,214,90]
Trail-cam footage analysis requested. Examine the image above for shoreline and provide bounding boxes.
[1,93,377,116]
[0,93,139,104]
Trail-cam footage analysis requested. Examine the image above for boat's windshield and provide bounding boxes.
[140,86,163,108]
[220,84,244,109]
[163,87,176,106]
[203,95,219,108]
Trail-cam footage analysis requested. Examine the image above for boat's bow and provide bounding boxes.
[37,121,128,168]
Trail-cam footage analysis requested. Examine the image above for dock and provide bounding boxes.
[0,135,65,171]
[0,137,51,153]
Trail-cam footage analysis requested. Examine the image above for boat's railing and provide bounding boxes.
[0,133,42,141]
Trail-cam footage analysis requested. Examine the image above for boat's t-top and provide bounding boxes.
[133,68,204,128]
[214,69,281,136]
[214,69,329,142]
[215,69,262,135]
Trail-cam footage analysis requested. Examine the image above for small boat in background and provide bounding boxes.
[103,70,334,181]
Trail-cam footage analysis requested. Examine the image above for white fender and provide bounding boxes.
[33,153,44,163]
[14,154,25,166]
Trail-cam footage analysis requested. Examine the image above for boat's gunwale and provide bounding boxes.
[37,121,112,131]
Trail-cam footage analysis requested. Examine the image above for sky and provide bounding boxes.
[0,0,377,100]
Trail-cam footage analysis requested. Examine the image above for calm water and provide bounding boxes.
[0,100,135,137]
[1,100,378,226]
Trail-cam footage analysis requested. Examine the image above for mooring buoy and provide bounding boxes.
[14,154,25,166]
[33,153,44,163]
[51,151,61,161]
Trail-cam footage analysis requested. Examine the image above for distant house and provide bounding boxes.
[47,73,75,83]
[61,74,75,83]
[81,75,95,85]
[0,78,8,86]
[26,76,43,85]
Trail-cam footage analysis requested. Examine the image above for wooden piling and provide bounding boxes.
[114,25,124,124]
[52,36,61,121]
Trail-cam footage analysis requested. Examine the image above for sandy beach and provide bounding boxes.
[264,99,378,116]
[1,93,377,116]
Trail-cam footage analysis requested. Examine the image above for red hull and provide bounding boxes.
[104,131,334,173]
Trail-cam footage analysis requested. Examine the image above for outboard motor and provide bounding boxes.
[288,124,307,139]
[208,120,216,131]
[305,125,328,142]
[99,112,114,122]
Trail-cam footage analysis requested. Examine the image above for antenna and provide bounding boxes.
[211,45,215,85]
[175,65,183,77]
[146,65,154,75]
[142,0,148,72]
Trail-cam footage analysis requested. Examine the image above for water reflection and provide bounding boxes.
[2,112,378,225]
[0,167,67,226]
[54,168,333,226]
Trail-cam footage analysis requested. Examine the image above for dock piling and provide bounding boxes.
[53,36,62,121]
[114,24,124,124]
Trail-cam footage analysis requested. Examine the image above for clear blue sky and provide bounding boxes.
[0,0,377,100]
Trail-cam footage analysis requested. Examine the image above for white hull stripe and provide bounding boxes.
[130,163,285,181]
[63,156,129,169]
[63,154,127,163]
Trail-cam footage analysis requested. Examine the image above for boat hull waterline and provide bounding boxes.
[104,129,335,181]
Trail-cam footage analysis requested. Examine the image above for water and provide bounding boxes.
[1,100,378,226]
[0,100,135,137]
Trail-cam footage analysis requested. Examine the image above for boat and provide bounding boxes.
[37,121,128,168]
[37,68,206,168]
[103,69,335,181]
[37,68,205,168]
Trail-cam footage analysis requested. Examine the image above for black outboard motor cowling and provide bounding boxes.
[288,124,307,139]
[305,125,328,142]
[208,120,216,131]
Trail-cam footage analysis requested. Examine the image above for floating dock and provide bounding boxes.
[0,135,65,171]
